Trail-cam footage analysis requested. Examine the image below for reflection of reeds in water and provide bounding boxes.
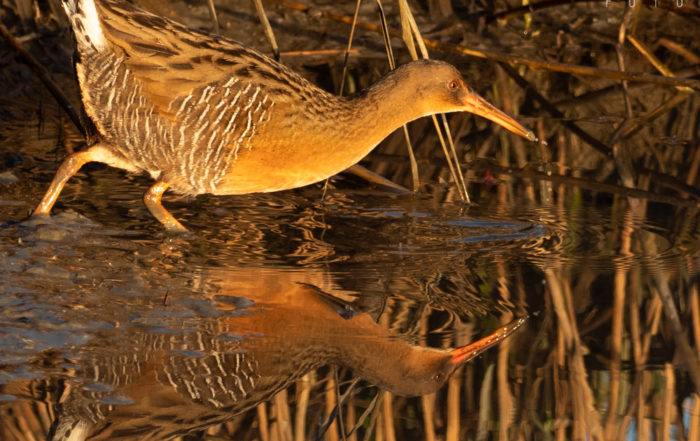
[1,263,699,440]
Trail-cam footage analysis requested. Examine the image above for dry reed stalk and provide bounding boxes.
[657,37,700,64]
[375,408,384,441]
[494,65,534,203]
[281,49,359,57]
[338,0,361,96]
[446,370,461,441]
[476,363,494,441]
[641,295,663,359]
[372,0,423,194]
[380,391,395,441]
[20,402,43,441]
[258,402,271,441]
[618,92,692,141]
[689,393,700,441]
[252,0,279,61]
[344,392,357,441]
[497,339,513,441]
[206,0,219,34]
[644,234,700,390]
[637,372,649,441]
[616,267,643,439]
[1,403,38,441]
[692,283,700,360]
[604,214,633,438]
[324,371,339,441]
[346,164,409,193]
[496,262,514,441]
[295,373,314,441]
[421,393,436,441]
[661,363,675,441]
[554,327,566,441]
[275,0,700,89]
[686,146,700,187]
[546,268,603,440]
[396,0,468,199]
[689,285,700,441]
[274,389,293,441]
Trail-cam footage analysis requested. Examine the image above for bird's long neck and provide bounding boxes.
[326,70,429,163]
[337,335,449,396]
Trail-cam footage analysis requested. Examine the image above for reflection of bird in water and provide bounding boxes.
[38,269,524,441]
[33,0,535,231]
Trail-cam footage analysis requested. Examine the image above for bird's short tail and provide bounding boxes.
[62,0,106,51]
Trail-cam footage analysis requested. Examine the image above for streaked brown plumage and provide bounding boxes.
[33,0,536,230]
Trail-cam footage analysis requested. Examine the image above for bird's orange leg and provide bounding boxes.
[33,143,127,216]
[143,181,187,232]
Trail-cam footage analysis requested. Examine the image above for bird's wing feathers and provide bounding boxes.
[92,0,303,117]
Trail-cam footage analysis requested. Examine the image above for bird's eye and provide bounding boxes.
[448,81,458,91]
[434,373,443,383]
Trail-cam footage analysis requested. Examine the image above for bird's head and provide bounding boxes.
[353,317,528,397]
[396,60,537,142]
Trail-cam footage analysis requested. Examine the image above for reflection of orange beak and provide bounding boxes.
[463,92,537,142]
[450,316,528,365]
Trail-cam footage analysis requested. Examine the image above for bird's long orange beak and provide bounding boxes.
[450,316,528,365]
[463,92,537,142]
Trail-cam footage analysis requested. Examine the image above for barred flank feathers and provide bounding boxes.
[62,0,106,50]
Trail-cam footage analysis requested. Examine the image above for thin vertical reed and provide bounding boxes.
[274,389,293,441]
[252,0,280,61]
[345,391,357,441]
[206,0,219,34]
[661,363,674,441]
[381,391,395,441]
[605,215,632,438]
[446,370,461,441]
[258,402,270,441]
[689,394,700,441]
[374,0,420,192]
[324,371,339,441]
[338,0,362,96]
[295,373,313,441]
[421,393,436,441]
[476,363,494,441]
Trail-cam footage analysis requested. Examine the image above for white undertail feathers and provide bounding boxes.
[62,0,106,50]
